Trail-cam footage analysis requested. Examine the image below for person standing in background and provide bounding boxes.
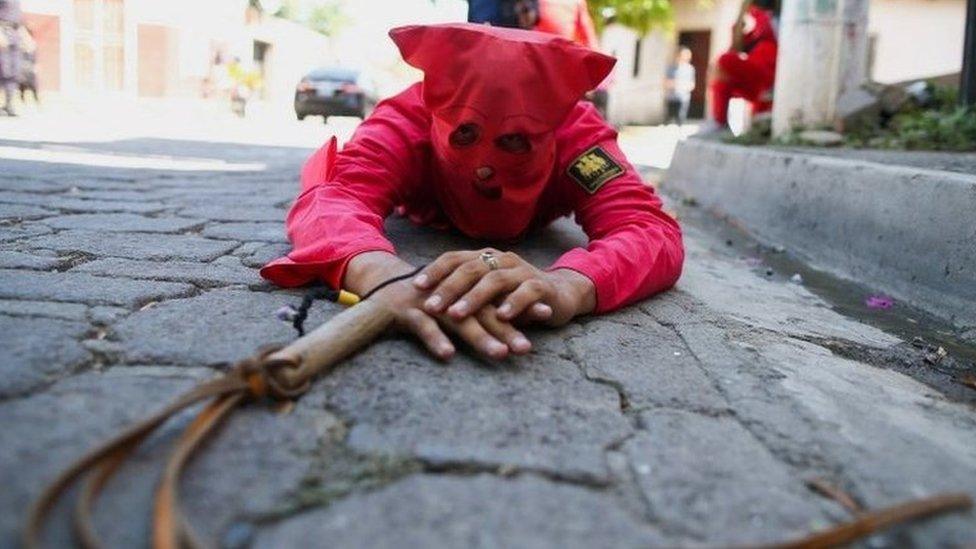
[0,0,22,116]
[665,46,696,126]
[17,23,37,105]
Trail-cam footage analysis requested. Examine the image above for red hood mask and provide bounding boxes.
[390,23,615,239]
[742,5,776,50]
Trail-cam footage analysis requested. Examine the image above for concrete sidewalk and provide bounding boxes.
[665,138,976,336]
[0,137,974,547]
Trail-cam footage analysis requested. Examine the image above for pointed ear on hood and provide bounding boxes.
[388,25,426,65]
[583,49,616,89]
[389,23,616,130]
[389,24,483,76]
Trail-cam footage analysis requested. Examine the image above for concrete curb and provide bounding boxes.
[663,139,976,330]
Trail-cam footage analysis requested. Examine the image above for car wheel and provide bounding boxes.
[297,112,306,121]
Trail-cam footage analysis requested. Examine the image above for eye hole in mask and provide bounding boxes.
[449,123,481,148]
[494,133,531,154]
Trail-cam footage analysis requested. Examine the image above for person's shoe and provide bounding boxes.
[2,107,17,117]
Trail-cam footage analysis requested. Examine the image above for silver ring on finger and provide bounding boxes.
[479,251,500,271]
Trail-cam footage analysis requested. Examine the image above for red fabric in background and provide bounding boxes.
[535,0,599,50]
[261,24,684,313]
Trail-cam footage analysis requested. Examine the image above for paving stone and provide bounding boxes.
[0,203,55,221]
[41,213,204,233]
[0,367,195,546]
[46,198,167,214]
[0,299,88,320]
[319,339,632,481]
[179,204,286,222]
[0,315,90,398]
[0,223,52,242]
[0,189,65,204]
[625,409,830,545]
[0,191,167,213]
[114,288,331,365]
[0,178,73,193]
[239,242,290,268]
[0,250,62,269]
[68,179,154,191]
[168,191,289,208]
[25,231,238,261]
[72,257,260,287]
[202,222,286,243]
[66,189,181,202]
[0,269,194,306]
[82,338,125,360]
[89,305,129,324]
[254,474,670,549]
[568,317,728,413]
[0,366,342,547]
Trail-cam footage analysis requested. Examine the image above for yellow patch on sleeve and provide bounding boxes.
[566,146,625,194]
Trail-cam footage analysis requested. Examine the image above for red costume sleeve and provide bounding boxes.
[549,104,684,313]
[259,85,430,289]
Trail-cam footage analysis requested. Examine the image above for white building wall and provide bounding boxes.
[868,0,966,83]
[248,17,333,104]
[602,25,669,125]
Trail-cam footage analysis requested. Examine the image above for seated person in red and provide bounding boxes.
[261,23,684,361]
[709,2,777,128]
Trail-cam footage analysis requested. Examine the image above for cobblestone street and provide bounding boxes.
[1,132,974,547]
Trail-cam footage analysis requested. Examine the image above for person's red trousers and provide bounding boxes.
[710,43,776,125]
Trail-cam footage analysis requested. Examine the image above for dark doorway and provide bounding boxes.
[677,30,711,119]
[253,40,271,100]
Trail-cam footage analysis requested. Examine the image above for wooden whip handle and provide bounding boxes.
[267,298,396,389]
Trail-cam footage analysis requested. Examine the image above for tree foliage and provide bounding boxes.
[274,0,349,37]
[587,0,675,37]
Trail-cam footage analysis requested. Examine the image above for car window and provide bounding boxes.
[307,68,358,83]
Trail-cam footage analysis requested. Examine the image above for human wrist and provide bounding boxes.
[343,251,415,296]
[549,268,596,316]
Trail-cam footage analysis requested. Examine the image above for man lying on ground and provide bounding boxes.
[261,23,684,361]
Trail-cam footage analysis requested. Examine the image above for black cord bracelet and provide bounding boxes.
[361,264,427,300]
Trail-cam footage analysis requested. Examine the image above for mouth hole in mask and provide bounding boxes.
[449,123,481,148]
[494,133,532,154]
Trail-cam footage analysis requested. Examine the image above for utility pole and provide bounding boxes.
[772,0,870,137]
[962,0,976,105]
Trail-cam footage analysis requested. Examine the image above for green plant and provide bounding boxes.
[588,0,675,36]
[846,84,976,151]
[885,107,976,151]
[274,0,348,37]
